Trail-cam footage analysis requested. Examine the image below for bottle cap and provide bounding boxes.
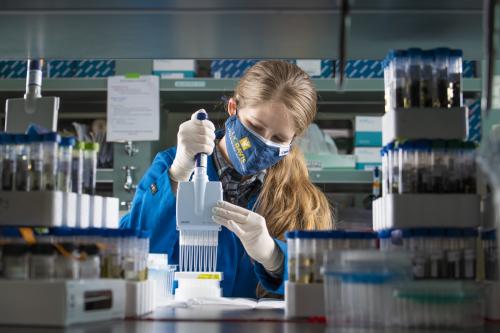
[43,132,61,143]
[84,142,100,151]
[60,136,76,147]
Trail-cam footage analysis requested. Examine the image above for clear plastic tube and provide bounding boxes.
[391,143,400,194]
[83,142,99,195]
[286,232,297,283]
[433,48,450,108]
[29,133,44,191]
[431,140,446,193]
[30,243,56,279]
[406,48,422,108]
[392,50,407,109]
[57,137,75,192]
[448,49,463,108]
[71,141,85,194]
[1,135,16,191]
[420,50,434,107]
[399,142,417,193]
[14,134,31,191]
[42,133,60,191]
[416,141,432,193]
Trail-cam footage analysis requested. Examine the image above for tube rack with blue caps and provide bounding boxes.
[286,230,378,284]
[0,132,99,195]
[380,139,477,196]
[482,229,498,281]
[0,226,149,281]
[383,48,463,112]
[378,227,478,280]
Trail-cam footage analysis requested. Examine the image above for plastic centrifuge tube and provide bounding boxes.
[1,134,16,191]
[29,133,44,191]
[406,48,422,108]
[286,231,297,283]
[399,142,417,194]
[415,140,432,193]
[57,137,75,192]
[430,140,446,193]
[391,143,400,194]
[446,141,462,193]
[392,50,407,109]
[383,56,391,112]
[72,141,85,194]
[83,142,99,195]
[0,134,5,189]
[448,49,463,108]
[433,48,450,108]
[461,142,477,194]
[42,133,61,191]
[420,50,434,107]
[296,232,314,284]
[14,134,31,191]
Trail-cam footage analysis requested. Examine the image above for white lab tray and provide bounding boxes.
[0,191,119,228]
[373,194,481,231]
[285,282,324,318]
[0,279,125,326]
[382,107,468,146]
[126,280,156,318]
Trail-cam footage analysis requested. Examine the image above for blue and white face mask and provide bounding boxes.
[224,113,291,176]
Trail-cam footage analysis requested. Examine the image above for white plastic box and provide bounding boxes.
[125,280,156,317]
[382,107,468,146]
[372,194,481,231]
[102,197,120,228]
[174,272,223,301]
[89,195,104,228]
[285,282,324,318]
[0,191,63,227]
[76,193,90,228]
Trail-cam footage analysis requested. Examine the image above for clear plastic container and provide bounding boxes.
[482,229,498,280]
[322,250,413,328]
[446,140,462,193]
[148,254,177,304]
[406,48,422,108]
[430,140,446,193]
[103,228,122,278]
[54,242,79,279]
[138,231,150,281]
[462,142,477,194]
[392,50,407,109]
[382,55,391,112]
[391,281,484,328]
[381,147,389,196]
[83,142,99,195]
[420,50,434,107]
[296,231,314,284]
[42,133,61,191]
[2,243,29,279]
[433,47,450,108]
[57,136,75,192]
[0,134,4,190]
[286,231,297,283]
[415,140,432,193]
[14,134,31,191]
[29,243,56,279]
[121,229,140,281]
[79,244,101,279]
[390,142,400,194]
[1,134,16,191]
[448,49,463,107]
[71,141,85,194]
[28,133,44,191]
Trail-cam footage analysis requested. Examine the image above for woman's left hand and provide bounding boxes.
[212,201,283,272]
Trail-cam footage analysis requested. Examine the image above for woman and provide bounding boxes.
[120,60,333,298]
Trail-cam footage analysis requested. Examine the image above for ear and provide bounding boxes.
[227,98,237,116]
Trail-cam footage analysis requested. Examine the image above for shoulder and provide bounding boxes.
[153,147,177,165]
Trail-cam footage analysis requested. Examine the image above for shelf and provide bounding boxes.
[0,1,482,59]
[309,169,373,184]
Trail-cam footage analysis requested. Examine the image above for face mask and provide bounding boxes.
[224,113,291,176]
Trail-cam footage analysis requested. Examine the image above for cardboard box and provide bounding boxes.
[354,147,382,170]
[210,60,258,78]
[296,59,334,78]
[354,116,382,147]
[152,59,196,78]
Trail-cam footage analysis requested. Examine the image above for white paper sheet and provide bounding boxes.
[107,75,159,141]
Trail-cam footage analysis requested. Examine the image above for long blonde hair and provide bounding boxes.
[232,60,334,239]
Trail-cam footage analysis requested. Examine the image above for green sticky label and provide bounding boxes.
[125,73,141,79]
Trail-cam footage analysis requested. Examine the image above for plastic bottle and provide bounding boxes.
[420,50,434,107]
[433,48,450,108]
[71,141,85,194]
[29,133,44,191]
[57,137,76,192]
[448,49,463,108]
[30,243,56,279]
[83,142,99,195]
[14,134,31,191]
[406,48,422,107]
[1,134,16,191]
[42,133,61,191]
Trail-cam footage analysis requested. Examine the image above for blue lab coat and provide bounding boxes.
[119,145,288,298]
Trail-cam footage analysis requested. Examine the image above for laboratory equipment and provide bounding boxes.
[176,111,222,272]
[420,50,434,107]
[2,134,17,191]
[57,136,75,192]
[79,244,101,279]
[30,243,56,279]
[83,142,99,195]
[42,132,60,191]
[434,48,450,108]
[29,133,44,191]
[406,48,422,108]
[2,243,29,279]
[0,279,125,326]
[4,59,60,133]
[448,49,463,107]
[322,250,412,328]
[125,280,156,317]
[14,134,31,191]
[54,242,79,279]
[148,253,176,305]
[71,141,84,194]
[482,229,498,280]
[174,271,223,301]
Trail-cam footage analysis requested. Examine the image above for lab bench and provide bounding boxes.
[0,308,498,333]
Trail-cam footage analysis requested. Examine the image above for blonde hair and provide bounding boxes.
[233,60,334,239]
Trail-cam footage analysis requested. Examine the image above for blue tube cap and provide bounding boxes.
[60,136,76,147]
[43,132,61,143]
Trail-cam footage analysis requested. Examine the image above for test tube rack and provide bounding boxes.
[373,193,480,231]
[0,191,119,228]
[0,279,125,326]
[382,107,468,146]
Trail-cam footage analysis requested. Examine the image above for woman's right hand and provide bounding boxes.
[168,109,216,182]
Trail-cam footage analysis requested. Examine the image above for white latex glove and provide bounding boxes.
[212,201,284,273]
[169,109,216,182]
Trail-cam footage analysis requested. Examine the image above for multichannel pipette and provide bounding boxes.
[176,111,222,272]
